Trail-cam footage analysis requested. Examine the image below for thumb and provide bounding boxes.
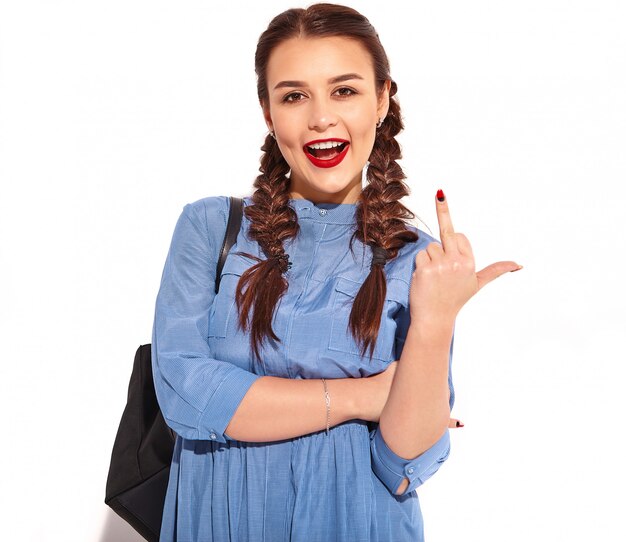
[476,261,523,291]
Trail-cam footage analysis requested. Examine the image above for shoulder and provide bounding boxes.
[387,224,440,273]
[177,195,234,252]
[183,195,230,227]
[383,225,440,301]
[405,223,440,251]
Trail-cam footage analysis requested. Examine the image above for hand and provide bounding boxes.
[409,189,522,324]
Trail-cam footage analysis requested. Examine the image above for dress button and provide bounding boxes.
[407,467,415,474]
[209,432,217,440]
[319,208,327,216]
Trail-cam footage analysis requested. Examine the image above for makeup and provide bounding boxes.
[303,139,350,169]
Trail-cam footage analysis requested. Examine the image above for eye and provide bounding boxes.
[334,87,357,97]
[283,91,305,103]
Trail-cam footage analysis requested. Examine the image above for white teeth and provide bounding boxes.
[307,141,345,150]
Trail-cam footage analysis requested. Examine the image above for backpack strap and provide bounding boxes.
[215,196,244,294]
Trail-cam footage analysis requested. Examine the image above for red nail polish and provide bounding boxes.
[437,189,445,202]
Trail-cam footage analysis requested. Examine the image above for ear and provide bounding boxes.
[377,80,391,120]
[261,100,273,133]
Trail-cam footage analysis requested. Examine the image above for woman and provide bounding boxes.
[151,3,521,540]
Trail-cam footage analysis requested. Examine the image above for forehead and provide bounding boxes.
[266,36,375,86]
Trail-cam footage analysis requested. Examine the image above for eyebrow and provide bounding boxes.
[272,73,364,91]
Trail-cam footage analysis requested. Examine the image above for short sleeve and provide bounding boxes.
[151,197,262,443]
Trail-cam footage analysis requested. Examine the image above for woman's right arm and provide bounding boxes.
[152,197,378,444]
[224,375,370,442]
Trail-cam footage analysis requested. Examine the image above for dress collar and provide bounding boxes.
[243,196,357,225]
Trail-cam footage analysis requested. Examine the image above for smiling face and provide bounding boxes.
[262,36,390,205]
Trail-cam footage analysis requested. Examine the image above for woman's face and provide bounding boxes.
[262,36,390,205]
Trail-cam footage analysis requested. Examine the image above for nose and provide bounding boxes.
[308,97,338,132]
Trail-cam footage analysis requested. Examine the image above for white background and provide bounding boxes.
[1,1,624,540]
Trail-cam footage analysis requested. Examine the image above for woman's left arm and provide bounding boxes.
[377,316,454,495]
[376,190,522,495]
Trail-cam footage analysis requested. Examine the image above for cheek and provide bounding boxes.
[274,117,303,152]
[352,124,376,156]
[346,112,376,142]
[275,141,299,171]
[274,129,299,158]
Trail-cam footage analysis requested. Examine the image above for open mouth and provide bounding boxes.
[306,141,349,160]
[303,139,350,168]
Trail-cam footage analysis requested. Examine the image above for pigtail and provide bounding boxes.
[349,81,419,360]
[234,134,299,364]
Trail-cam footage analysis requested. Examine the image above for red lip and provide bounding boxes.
[303,138,350,169]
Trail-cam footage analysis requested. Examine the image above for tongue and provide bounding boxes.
[314,146,341,160]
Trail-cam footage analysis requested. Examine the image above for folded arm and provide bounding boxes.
[370,273,456,497]
[152,197,365,443]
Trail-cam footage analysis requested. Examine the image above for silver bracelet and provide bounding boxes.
[321,378,331,435]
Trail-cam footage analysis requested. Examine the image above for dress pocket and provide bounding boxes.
[328,276,407,362]
[207,253,254,339]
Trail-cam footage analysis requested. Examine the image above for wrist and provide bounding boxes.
[408,313,455,339]
[403,318,455,356]
[325,378,361,424]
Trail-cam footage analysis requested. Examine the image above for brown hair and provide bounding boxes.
[235,3,419,363]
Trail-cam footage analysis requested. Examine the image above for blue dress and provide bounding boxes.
[151,195,455,541]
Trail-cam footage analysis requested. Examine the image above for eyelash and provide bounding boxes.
[282,87,357,103]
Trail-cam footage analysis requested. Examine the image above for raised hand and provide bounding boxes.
[409,189,522,326]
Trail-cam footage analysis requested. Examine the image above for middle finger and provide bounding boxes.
[435,189,459,254]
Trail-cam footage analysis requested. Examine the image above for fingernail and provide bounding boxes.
[510,264,524,272]
[437,189,445,202]
[456,420,464,427]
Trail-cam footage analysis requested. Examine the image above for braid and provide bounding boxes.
[349,81,419,360]
[234,134,299,364]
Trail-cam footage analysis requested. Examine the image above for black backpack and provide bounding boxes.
[104,197,244,541]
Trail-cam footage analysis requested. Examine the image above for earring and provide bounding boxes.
[270,130,276,139]
[376,118,384,128]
